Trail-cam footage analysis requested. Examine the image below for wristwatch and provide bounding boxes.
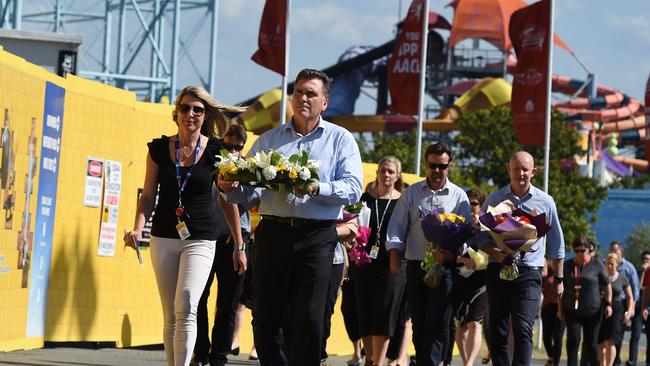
[553,276,564,284]
[237,242,246,251]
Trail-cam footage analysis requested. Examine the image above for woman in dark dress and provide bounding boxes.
[124,86,245,366]
[353,155,406,366]
[599,252,634,366]
[450,188,488,366]
[560,237,612,366]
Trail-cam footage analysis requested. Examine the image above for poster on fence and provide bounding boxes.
[98,160,121,257]
[84,157,103,207]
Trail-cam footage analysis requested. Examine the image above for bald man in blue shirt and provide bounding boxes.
[479,151,565,366]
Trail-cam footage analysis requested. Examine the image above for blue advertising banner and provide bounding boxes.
[26,82,65,337]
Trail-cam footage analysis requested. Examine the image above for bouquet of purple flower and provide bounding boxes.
[478,200,551,280]
[419,208,475,287]
[420,208,476,252]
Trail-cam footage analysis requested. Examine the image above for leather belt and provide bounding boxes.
[262,215,333,227]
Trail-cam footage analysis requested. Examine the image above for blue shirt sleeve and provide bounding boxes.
[315,131,363,206]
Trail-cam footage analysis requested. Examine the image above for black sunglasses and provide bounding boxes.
[224,143,245,152]
[427,162,450,171]
[470,201,480,206]
[179,104,205,116]
[574,248,587,253]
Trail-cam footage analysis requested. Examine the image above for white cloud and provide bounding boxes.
[292,2,396,45]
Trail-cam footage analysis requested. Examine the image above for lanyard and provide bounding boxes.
[374,190,394,244]
[175,135,201,219]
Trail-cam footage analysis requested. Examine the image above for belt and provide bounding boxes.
[262,215,333,227]
[516,265,543,272]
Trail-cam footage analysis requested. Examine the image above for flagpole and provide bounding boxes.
[543,0,554,193]
[414,0,429,176]
[280,0,291,125]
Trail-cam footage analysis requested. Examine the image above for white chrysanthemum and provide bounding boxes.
[307,160,320,172]
[262,166,277,180]
[299,166,311,180]
[255,151,271,168]
[235,158,249,170]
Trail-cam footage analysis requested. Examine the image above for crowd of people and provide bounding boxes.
[123,69,650,366]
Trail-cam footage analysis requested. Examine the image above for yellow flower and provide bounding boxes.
[288,169,298,179]
[225,165,238,175]
[439,213,465,224]
[276,164,287,172]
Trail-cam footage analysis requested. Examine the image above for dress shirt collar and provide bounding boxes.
[284,116,325,137]
[505,184,535,201]
[420,178,450,194]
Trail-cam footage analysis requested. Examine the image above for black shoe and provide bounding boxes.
[231,347,240,356]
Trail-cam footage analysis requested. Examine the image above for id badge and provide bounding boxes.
[369,245,379,259]
[176,220,191,240]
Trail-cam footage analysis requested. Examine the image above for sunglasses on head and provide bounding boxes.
[470,201,480,206]
[427,162,449,171]
[179,104,205,116]
[224,143,244,152]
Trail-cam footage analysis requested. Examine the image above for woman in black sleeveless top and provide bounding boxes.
[124,86,245,366]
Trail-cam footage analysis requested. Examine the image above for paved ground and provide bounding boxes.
[0,345,551,366]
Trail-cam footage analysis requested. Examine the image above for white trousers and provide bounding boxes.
[149,236,216,366]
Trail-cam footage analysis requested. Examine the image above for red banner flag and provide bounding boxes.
[251,0,286,75]
[509,0,551,146]
[645,75,650,161]
[387,0,425,115]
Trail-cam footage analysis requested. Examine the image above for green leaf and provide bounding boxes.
[300,151,308,165]
[270,151,282,166]
[289,153,301,164]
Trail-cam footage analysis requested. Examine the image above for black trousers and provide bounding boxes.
[194,234,248,363]
[626,303,643,365]
[541,303,565,366]
[486,263,542,366]
[252,219,337,366]
[340,269,360,342]
[406,261,453,366]
[321,261,344,360]
[564,308,603,366]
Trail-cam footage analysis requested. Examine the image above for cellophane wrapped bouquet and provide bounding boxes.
[478,200,550,280]
[420,208,475,287]
[346,202,372,267]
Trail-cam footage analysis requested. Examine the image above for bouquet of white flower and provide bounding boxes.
[215,149,320,192]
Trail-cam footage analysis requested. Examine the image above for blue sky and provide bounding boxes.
[20,0,650,111]
[211,0,649,112]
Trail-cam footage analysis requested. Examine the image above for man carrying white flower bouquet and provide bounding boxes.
[479,151,565,366]
[218,68,363,366]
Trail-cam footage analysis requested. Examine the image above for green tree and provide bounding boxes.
[357,130,439,174]
[453,106,608,245]
[626,223,650,269]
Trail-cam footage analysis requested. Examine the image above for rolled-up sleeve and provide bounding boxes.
[545,199,565,260]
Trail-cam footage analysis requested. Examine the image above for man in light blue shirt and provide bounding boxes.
[386,143,471,366]
[218,69,363,366]
[479,151,565,366]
